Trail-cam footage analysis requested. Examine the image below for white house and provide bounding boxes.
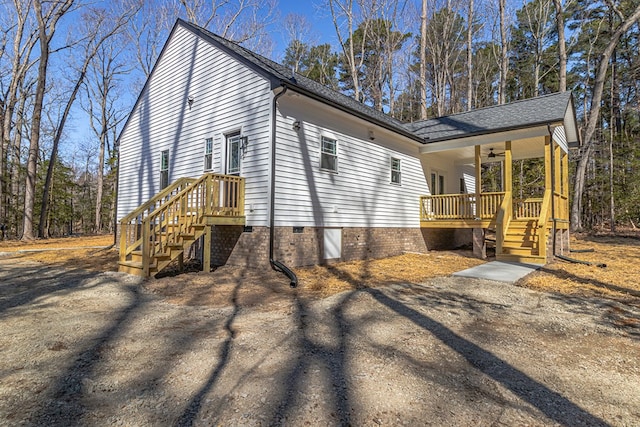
[117,19,579,279]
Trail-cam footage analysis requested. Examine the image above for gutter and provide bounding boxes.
[269,85,298,287]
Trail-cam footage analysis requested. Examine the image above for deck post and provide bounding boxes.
[202,225,211,273]
[474,145,481,203]
[473,228,486,259]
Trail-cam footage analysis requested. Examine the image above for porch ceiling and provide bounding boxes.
[419,124,561,165]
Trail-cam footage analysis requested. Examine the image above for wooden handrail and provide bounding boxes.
[119,173,245,274]
[536,189,552,260]
[120,177,196,223]
[495,191,512,255]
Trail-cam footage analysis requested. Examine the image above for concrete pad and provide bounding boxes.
[453,261,541,283]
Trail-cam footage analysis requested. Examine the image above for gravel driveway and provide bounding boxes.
[0,259,638,426]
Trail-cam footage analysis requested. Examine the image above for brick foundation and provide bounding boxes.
[208,226,439,269]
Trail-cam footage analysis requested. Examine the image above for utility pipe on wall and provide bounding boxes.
[269,84,298,287]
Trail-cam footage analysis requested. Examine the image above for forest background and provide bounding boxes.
[1,0,639,240]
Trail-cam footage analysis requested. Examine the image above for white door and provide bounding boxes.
[324,228,342,260]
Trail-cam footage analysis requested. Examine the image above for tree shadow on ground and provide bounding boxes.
[366,287,610,426]
[263,291,354,425]
[533,267,640,339]
[0,261,105,315]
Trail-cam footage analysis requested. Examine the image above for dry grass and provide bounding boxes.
[295,251,484,297]
[519,235,640,302]
[0,234,118,272]
[3,233,639,313]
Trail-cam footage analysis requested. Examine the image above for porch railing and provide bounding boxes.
[420,192,505,221]
[513,198,543,219]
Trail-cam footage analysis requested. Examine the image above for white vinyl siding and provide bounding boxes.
[117,25,272,224]
[273,94,430,228]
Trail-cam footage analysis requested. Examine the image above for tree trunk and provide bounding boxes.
[466,0,474,111]
[498,0,508,105]
[420,0,428,119]
[554,0,567,92]
[23,2,51,240]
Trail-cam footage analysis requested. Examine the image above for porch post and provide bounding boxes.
[504,141,512,195]
[473,145,485,259]
[474,145,482,196]
[544,135,552,190]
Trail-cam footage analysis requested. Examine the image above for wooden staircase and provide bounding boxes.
[498,219,546,264]
[118,173,245,277]
[496,195,551,264]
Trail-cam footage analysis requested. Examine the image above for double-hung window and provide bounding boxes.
[160,150,169,189]
[391,157,401,184]
[204,138,213,171]
[320,136,338,172]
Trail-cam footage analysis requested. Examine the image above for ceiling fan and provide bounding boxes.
[487,148,505,158]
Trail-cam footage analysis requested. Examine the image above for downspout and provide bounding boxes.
[269,84,298,287]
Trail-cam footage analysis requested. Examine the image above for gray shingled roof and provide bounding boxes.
[404,92,574,142]
[179,20,576,145]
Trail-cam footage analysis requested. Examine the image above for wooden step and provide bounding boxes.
[503,239,536,248]
[501,246,539,256]
[497,253,546,265]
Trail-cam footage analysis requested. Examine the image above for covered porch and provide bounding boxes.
[411,93,579,264]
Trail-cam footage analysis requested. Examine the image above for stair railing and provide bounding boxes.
[495,191,512,256]
[119,177,196,263]
[536,189,553,261]
[122,173,245,275]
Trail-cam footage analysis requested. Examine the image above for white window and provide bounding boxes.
[160,150,169,189]
[226,132,241,175]
[391,157,401,184]
[204,138,213,171]
[320,136,338,172]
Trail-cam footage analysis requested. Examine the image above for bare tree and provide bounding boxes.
[85,40,130,233]
[498,0,508,104]
[420,0,428,119]
[38,2,139,237]
[553,0,567,92]
[1,0,38,223]
[571,2,640,231]
[329,0,364,102]
[176,0,276,52]
[22,0,75,241]
[466,0,474,111]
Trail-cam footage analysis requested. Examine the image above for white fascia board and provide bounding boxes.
[418,124,562,154]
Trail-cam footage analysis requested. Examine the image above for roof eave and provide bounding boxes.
[276,80,425,145]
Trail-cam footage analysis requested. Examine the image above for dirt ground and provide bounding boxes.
[0,234,639,425]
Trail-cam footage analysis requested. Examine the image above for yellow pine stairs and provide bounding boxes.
[118,173,245,277]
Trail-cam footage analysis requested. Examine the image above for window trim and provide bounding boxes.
[226,132,242,175]
[204,137,213,171]
[160,149,169,189]
[390,157,401,185]
[320,135,338,173]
